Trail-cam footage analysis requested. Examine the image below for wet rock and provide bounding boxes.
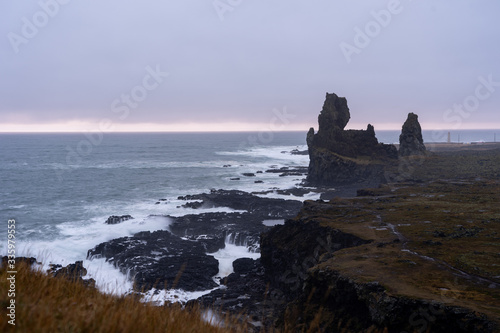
[232,257,256,274]
[171,191,302,254]
[50,260,86,278]
[399,112,426,156]
[265,166,308,177]
[290,149,308,155]
[169,212,268,252]
[105,215,133,224]
[87,230,219,292]
[274,187,312,197]
[1,256,37,267]
[197,258,282,330]
[177,189,302,218]
[48,260,96,288]
[182,201,204,209]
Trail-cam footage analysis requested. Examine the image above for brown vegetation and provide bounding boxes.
[0,261,247,333]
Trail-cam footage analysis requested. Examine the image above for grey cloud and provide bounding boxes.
[1,0,499,129]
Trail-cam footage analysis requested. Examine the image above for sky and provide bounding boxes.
[1,0,499,132]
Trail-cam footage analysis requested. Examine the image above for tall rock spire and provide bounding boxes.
[399,113,426,156]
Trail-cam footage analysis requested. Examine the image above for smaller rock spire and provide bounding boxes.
[399,113,426,156]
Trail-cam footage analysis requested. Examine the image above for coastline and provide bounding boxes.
[2,135,500,332]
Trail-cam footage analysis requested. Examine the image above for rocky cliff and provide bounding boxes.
[259,178,499,332]
[306,93,397,186]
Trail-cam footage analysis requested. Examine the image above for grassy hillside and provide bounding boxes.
[0,261,246,333]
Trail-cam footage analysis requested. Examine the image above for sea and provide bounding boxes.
[0,129,498,302]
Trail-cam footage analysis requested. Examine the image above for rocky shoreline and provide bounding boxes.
[87,189,304,293]
[38,93,500,331]
[17,144,499,332]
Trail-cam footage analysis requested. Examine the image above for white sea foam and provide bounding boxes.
[253,189,322,201]
[217,145,308,162]
[84,258,134,295]
[15,215,171,270]
[209,241,261,280]
[141,287,219,306]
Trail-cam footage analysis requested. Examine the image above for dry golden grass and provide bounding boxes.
[0,262,247,333]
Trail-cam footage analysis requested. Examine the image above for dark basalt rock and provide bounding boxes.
[87,230,219,291]
[167,190,305,296]
[399,112,426,156]
[105,215,133,225]
[291,267,497,333]
[1,256,37,267]
[195,217,373,330]
[50,260,87,278]
[306,93,398,186]
[290,149,308,155]
[196,258,283,330]
[261,218,371,299]
[257,204,497,332]
[88,190,303,295]
[169,212,270,253]
[265,166,308,177]
[48,260,96,288]
[177,189,302,218]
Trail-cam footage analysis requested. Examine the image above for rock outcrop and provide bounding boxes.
[88,230,220,291]
[257,204,497,332]
[306,93,397,186]
[48,260,96,288]
[254,167,500,332]
[105,215,133,224]
[399,112,426,156]
[87,190,304,292]
[195,258,282,329]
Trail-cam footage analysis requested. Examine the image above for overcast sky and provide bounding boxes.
[1,0,499,132]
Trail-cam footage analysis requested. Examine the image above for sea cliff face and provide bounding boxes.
[306,93,397,186]
[256,148,500,332]
[259,197,498,332]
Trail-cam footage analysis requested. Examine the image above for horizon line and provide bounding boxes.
[0,121,499,133]
[2,128,500,134]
